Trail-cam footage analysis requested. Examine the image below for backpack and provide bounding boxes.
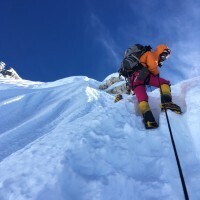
[118,44,152,78]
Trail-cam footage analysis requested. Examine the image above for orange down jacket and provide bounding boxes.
[139,44,170,75]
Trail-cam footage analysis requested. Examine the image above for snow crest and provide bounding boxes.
[0,76,200,200]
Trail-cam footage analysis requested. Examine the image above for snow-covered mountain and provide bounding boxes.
[0,75,200,200]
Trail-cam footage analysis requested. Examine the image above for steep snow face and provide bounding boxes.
[0,76,200,200]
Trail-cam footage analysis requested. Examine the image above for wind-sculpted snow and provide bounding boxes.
[0,76,200,200]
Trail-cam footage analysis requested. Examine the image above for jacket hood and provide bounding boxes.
[154,44,170,58]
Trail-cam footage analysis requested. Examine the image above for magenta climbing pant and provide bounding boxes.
[130,72,170,103]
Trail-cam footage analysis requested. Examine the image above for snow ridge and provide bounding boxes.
[0,76,200,200]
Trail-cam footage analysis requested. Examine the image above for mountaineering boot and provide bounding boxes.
[143,110,159,129]
[114,94,123,103]
[160,102,182,114]
[160,84,172,103]
[160,84,182,114]
[139,101,158,129]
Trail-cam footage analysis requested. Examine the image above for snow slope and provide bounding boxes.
[0,76,200,200]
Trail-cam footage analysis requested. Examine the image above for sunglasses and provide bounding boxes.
[159,49,171,62]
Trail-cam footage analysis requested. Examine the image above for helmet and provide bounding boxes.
[0,61,6,71]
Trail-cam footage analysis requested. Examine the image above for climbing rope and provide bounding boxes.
[158,76,189,200]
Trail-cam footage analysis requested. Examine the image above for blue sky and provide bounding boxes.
[0,0,200,83]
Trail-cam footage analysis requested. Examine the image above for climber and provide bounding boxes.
[129,44,182,129]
